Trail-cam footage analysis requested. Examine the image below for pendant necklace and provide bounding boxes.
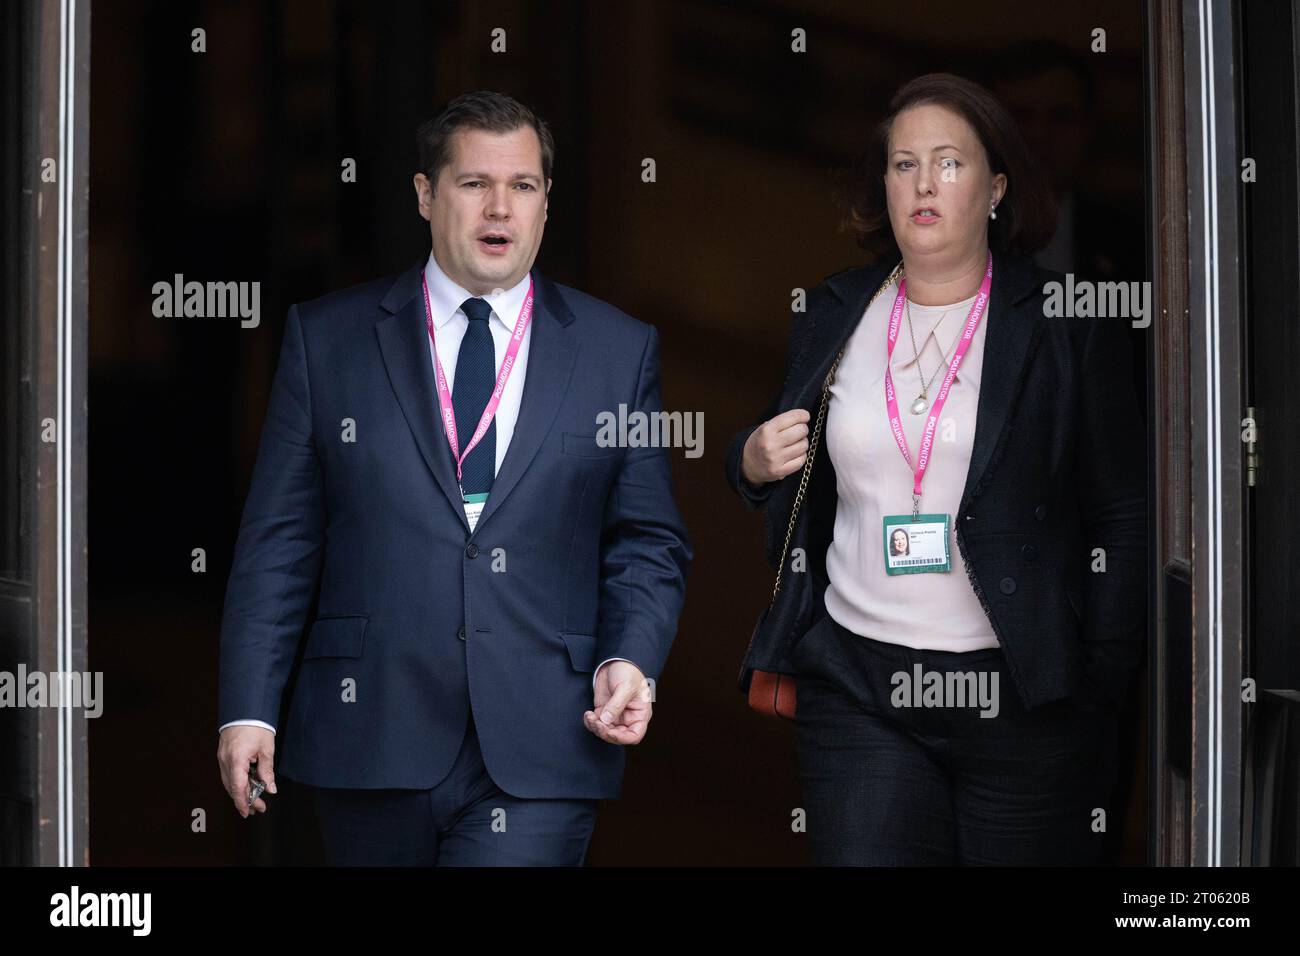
[904,301,958,415]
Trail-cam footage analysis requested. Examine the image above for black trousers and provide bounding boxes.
[307,710,598,866]
[788,613,1120,865]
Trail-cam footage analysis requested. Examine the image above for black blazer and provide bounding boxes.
[724,247,1147,712]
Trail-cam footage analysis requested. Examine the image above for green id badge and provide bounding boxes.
[882,513,952,574]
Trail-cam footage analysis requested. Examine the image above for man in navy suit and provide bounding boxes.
[215,90,691,865]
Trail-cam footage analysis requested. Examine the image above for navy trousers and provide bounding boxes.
[308,710,598,866]
[789,613,1120,865]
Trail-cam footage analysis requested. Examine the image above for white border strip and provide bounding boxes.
[1195,0,1224,867]
[56,0,75,868]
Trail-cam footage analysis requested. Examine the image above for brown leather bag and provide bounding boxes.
[746,262,902,719]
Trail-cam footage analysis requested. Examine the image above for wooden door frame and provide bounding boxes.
[1183,0,1247,868]
[1147,0,1191,867]
[1149,0,1248,867]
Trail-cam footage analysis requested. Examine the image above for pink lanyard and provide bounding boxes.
[420,272,535,489]
[883,251,992,511]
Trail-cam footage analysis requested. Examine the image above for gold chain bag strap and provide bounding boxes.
[747,262,904,719]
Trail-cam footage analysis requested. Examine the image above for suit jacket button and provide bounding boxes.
[1021,543,1038,560]
[1034,504,1048,520]
[999,576,1016,594]
[457,627,466,641]
[465,543,479,558]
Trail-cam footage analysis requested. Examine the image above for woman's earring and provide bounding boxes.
[989,204,998,220]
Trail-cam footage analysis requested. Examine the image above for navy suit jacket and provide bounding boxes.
[217,261,692,799]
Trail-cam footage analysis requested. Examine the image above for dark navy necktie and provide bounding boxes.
[452,297,496,499]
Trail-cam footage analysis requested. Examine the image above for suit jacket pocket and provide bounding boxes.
[562,432,619,459]
[303,614,368,659]
[559,631,597,672]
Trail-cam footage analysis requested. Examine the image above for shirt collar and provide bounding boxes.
[422,250,532,331]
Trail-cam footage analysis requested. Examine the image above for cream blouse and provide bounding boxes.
[822,274,999,652]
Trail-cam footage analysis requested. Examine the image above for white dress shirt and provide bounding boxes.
[220,252,626,737]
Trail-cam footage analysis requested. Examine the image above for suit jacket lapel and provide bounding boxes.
[472,269,578,534]
[374,263,579,538]
[375,260,471,532]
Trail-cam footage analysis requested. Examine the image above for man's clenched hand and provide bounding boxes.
[218,726,278,818]
[584,660,652,745]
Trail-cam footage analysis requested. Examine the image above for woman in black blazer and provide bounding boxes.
[725,73,1146,865]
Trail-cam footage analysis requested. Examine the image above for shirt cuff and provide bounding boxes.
[592,657,634,690]
[219,719,277,736]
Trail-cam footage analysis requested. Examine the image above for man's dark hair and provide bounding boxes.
[415,90,555,192]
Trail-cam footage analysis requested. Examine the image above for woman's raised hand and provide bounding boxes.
[741,408,811,485]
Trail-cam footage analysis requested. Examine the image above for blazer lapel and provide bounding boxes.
[958,249,1044,510]
[472,269,578,535]
[793,257,899,413]
[375,260,471,532]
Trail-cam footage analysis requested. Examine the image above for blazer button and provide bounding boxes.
[457,626,466,641]
[999,576,1016,594]
[1034,504,1048,521]
[466,543,479,558]
[965,514,975,522]
[1021,543,1038,560]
